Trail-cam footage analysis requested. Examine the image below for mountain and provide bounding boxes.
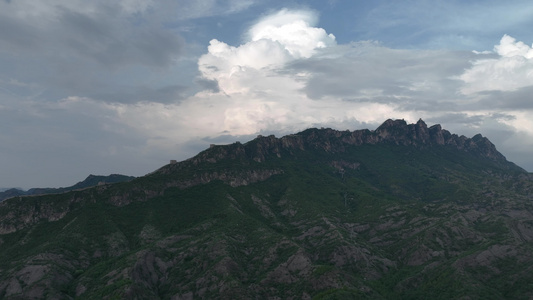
[0,188,23,193]
[0,174,136,202]
[1,119,533,299]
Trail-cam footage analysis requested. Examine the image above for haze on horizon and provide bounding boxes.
[1,0,533,189]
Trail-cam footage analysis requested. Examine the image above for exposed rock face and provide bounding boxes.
[0,197,71,234]
[167,169,284,189]
[159,119,513,173]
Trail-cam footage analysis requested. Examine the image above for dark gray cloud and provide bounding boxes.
[469,86,533,110]
[0,14,41,50]
[90,84,189,103]
[195,78,220,93]
[287,45,476,108]
[0,1,186,105]
[0,3,185,68]
[56,7,184,67]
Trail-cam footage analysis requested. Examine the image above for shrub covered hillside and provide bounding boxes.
[1,119,533,299]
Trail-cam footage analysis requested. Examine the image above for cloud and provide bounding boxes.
[66,7,180,65]
[358,1,533,50]
[55,8,183,67]
[0,95,156,189]
[173,0,257,20]
[0,1,183,66]
[119,0,154,14]
[247,9,336,58]
[460,35,533,94]
[0,0,189,106]
[198,9,336,95]
[289,42,474,108]
[0,0,260,106]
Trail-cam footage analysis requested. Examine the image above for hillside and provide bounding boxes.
[0,119,532,299]
[0,174,136,202]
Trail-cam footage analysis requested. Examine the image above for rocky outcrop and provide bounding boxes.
[167,169,284,189]
[0,197,71,234]
[159,119,515,174]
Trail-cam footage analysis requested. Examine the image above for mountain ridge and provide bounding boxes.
[0,174,136,202]
[159,118,521,175]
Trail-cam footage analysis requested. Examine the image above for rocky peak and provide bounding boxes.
[375,118,430,144]
[170,119,516,171]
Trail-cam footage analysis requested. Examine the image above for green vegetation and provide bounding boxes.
[0,123,532,299]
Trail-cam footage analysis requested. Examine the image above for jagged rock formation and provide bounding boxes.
[160,119,514,171]
[0,119,532,299]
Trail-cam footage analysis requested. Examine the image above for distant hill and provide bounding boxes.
[0,119,532,299]
[0,174,136,202]
[0,188,22,192]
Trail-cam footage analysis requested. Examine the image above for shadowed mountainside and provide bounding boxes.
[0,174,136,202]
[0,119,532,299]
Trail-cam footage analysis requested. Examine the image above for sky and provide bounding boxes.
[2,0,533,189]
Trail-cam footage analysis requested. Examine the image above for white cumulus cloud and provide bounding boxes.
[248,9,336,58]
[198,9,336,95]
[460,35,533,94]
